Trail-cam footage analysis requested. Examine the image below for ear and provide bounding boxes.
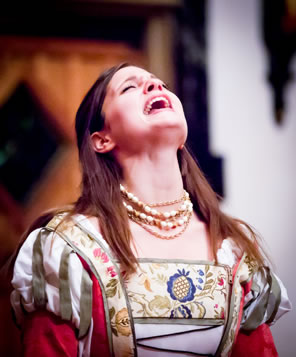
[90,131,116,153]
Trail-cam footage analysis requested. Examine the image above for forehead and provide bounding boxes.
[108,66,152,92]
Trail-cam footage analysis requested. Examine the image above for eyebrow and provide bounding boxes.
[117,74,157,91]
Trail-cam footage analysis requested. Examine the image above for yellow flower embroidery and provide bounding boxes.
[115,308,131,337]
[139,273,153,292]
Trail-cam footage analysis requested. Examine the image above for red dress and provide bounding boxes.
[20,257,278,357]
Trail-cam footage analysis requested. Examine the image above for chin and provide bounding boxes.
[156,116,187,134]
[150,120,187,144]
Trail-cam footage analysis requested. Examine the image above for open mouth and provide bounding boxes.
[144,96,172,115]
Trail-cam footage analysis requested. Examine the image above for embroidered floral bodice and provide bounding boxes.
[124,260,231,356]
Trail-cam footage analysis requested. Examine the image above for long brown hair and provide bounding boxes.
[8,63,266,279]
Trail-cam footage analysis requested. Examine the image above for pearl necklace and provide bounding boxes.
[130,211,193,240]
[120,184,192,219]
[120,184,193,239]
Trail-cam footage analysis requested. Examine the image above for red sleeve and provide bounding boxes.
[22,310,78,357]
[231,324,278,357]
[77,256,110,356]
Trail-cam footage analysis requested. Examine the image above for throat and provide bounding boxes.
[122,151,184,205]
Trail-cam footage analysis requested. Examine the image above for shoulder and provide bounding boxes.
[217,238,243,267]
[11,220,87,331]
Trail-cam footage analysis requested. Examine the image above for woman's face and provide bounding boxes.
[102,66,187,153]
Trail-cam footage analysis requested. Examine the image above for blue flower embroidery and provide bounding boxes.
[167,269,196,302]
[197,269,205,290]
[170,304,192,319]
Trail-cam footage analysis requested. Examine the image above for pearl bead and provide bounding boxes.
[132,196,139,203]
[147,216,153,222]
[151,209,158,216]
[127,193,133,199]
[188,207,193,212]
[180,204,186,211]
[144,206,151,213]
[126,205,133,212]
[183,216,188,222]
[164,212,170,218]
[167,222,173,229]
[160,221,167,228]
[120,184,125,191]
[140,213,147,219]
[178,219,184,226]
[170,210,177,216]
[123,201,127,207]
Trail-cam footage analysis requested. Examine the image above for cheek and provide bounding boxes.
[173,96,185,115]
[107,111,125,137]
[106,108,144,143]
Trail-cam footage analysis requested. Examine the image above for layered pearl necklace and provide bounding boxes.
[120,184,193,240]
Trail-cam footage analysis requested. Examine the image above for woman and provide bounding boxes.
[11,63,291,356]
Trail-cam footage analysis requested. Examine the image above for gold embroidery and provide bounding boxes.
[244,255,258,276]
[115,308,131,337]
[173,275,191,300]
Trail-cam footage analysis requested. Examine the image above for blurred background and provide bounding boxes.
[0,0,295,355]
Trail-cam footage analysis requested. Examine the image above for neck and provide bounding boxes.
[118,148,184,205]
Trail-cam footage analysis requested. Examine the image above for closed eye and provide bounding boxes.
[121,85,136,93]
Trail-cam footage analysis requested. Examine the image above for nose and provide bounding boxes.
[144,78,163,93]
